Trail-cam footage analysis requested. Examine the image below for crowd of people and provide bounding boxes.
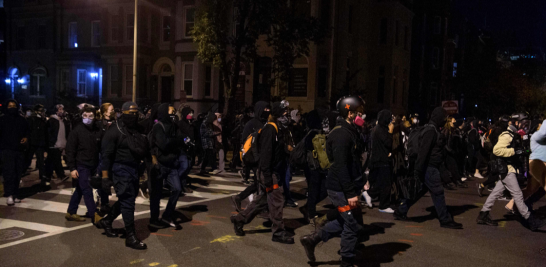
[1,96,546,266]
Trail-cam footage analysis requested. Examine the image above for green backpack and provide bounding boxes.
[312,133,331,170]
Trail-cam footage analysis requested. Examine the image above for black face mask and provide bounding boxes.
[169,114,176,122]
[261,111,271,121]
[122,114,139,128]
[6,108,18,116]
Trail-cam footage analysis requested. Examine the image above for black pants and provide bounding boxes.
[26,145,46,179]
[2,150,25,198]
[239,165,258,200]
[368,165,393,210]
[445,154,461,183]
[109,163,139,233]
[200,149,217,172]
[305,167,328,218]
[45,148,65,179]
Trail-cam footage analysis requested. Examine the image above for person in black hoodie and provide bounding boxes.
[0,99,29,206]
[95,103,116,212]
[98,102,147,250]
[300,96,367,267]
[148,103,189,230]
[25,104,48,182]
[65,107,102,223]
[364,109,394,213]
[230,102,294,244]
[394,107,463,229]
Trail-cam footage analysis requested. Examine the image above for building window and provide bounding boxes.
[184,8,195,37]
[68,22,78,48]
[392,66,398,103]
[432,47,440,69]
[60,69,69,93]
[111,15,120,42]
[162,16,171,42]
[434,16,441,34]
[288,68,309,97]
[377,66,385,103]
[183,64,193,97]
[110,65,120,95]
[127,14,135,41]
[31,68,46,96]
[17,26,26,50]
[395,21,400,46]
[77,69,87,96]
[125,65,133,95]
[205,66,212,97]
[37,25,46,49]
[92,21,101,47]
[379,18,387,45]
[404,26,409,50]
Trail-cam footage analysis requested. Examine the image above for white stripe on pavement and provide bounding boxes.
[0,197,89,214]
[0,218,67,233]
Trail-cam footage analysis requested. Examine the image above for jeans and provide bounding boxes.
[319,190,363,259]
[150,154,189,221]
[45,148,65,179]
[368,165,393,209]
[67,165,97,217]
[2,150,25,198]
[305,167,328,218]
[397,166,452,223]
[26,145,46,179]
[109,163,139,232]
[482,172,530,219]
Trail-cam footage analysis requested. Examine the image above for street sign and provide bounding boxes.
[442,100,459,115]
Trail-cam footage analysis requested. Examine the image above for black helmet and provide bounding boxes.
[336,95,365,118]
[511,112,529,121]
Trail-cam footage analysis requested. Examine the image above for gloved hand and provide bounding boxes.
[102,178,113,195]
[90,175,102,189]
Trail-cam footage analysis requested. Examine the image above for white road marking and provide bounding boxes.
[0,218,67,233]
[0,197,89,214]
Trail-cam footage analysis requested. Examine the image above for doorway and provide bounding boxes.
[161,76,172,103]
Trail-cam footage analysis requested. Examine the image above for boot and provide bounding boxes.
[99,217,118,237]
[393,209,412,222]
[125,230,147,250]
[313,215,329,231]
[476,211,498,226]
[93,212,105,228]
[231,195,242,212]
[300,232,321,262]
[272,231,294,244]
[230,215,245,236]
[528,213,546,231]
[299,205,310,224]
[443,183,457,190]
[340,257,356,267]
[65,213,86,222]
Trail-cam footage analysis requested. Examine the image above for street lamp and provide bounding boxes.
[90,72,99,79]
[17,78,24,84]
[4,78,10,84]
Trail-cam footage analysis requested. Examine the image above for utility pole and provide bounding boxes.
[132,0,138,102]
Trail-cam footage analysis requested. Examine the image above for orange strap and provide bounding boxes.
[337,205,352,213]
[266,184,280,192]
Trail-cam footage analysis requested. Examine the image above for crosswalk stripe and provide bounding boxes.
[0,218,67,233]
[0,197,89,214]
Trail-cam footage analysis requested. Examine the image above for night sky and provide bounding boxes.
[453,0,546,48]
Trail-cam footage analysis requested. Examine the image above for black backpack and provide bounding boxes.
[116,122,149,158]
[290,129,317,168]
[406,124,437,160]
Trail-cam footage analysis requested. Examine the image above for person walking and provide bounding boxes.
[25,104,48,184]
[45,104,69,182]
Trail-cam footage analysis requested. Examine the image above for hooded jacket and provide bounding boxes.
[47,114,68,149]
[177,107,195,141]
[27,112,48,147]
[241,101,270,143]
[0,99,29,151]
[140,103,161,134]
[66,120,102,171]
[414,107,445,178]
[152,103,186,167]
[370,109,393,168]
[200,112,219,150]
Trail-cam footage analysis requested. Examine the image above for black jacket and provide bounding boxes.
[153,103,187,167]
[100,120,145,170]
[0,99,29,151]
[47,115,68,148]
[414,107,446,178]
[140,103,160,134]
[241,101,269,143]
[177,107,195,141]
[370,109,393,168]
[326,119,365,199]
[259,121,281,187]
[27,113,48,147]
[66,123,102,171]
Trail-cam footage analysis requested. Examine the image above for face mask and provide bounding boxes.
[7,108,18,116]
[294,115,301,124]
[278,116,289,126]
[354,116,365,127]
[217,118,222,123]
[169,114,176,121]
[249,113,255,118]
[116,113,122,119]
[261,111,271,120]
[122,114,139,128]
[83,118,93,125]
[412,119,418,124]
[26,111,31,117]
[186,114,193,120]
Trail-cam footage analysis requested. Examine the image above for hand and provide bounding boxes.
[363,181,370,191]
[101,178,113,194]
[21,138,28,144]
[348,196,359,208]
[71,170,79,179]
[388,123,394,133]
[287,145,294,152]
[152,155,159,166]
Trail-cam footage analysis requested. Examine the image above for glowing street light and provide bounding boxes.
[17,78,24,84]
[5,78,11,84]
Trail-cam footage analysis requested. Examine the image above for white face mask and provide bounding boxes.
[26,111,32,117]
[413,119,418,124]
[217,118,222,123]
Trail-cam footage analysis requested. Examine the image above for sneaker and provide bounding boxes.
[393,209,412,221]
[477,183,485,197]
[65,213,86,222]
[379,208,395,214]
[6,196,14,206]
[285,202,298,208]
[474,171,484,179]
[230,215,245,236]
[14,198,21,203]
[238,170,245,180]
[139,188,149,199]
[476,211,498,226]
[161,218,183,230]
[272,231,295,244]
[504,205,515,215]
[362,191,373,208]
[461,177,468,182]
[440,221,463,229]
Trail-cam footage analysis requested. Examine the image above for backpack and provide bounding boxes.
[116,122,149,159]
[290,130,316,168]
[406,124,437,160]
[312,132,331,170]
[147,122,166,150]
[240,122,278,164]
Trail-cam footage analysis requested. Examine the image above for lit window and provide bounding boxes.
[68,22,77,48]
[77,69,87,96]
[183,64,193,97]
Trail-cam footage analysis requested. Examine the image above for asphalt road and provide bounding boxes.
[1,168,546,267]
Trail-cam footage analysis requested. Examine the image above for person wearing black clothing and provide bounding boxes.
[300,96,367,267]
[25,104,48,182]
[366,109,394,213]
[98,102,147,250]
[95,103,116,212]
[45,104,68,182]
[394,107,463,229]
[0,99,29,206]
[139,103,161,198]
[230,101,270,210]
[230,102,294,244]
[65,107,102,223]
[139,103,160,134]
[467,120,484,178]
